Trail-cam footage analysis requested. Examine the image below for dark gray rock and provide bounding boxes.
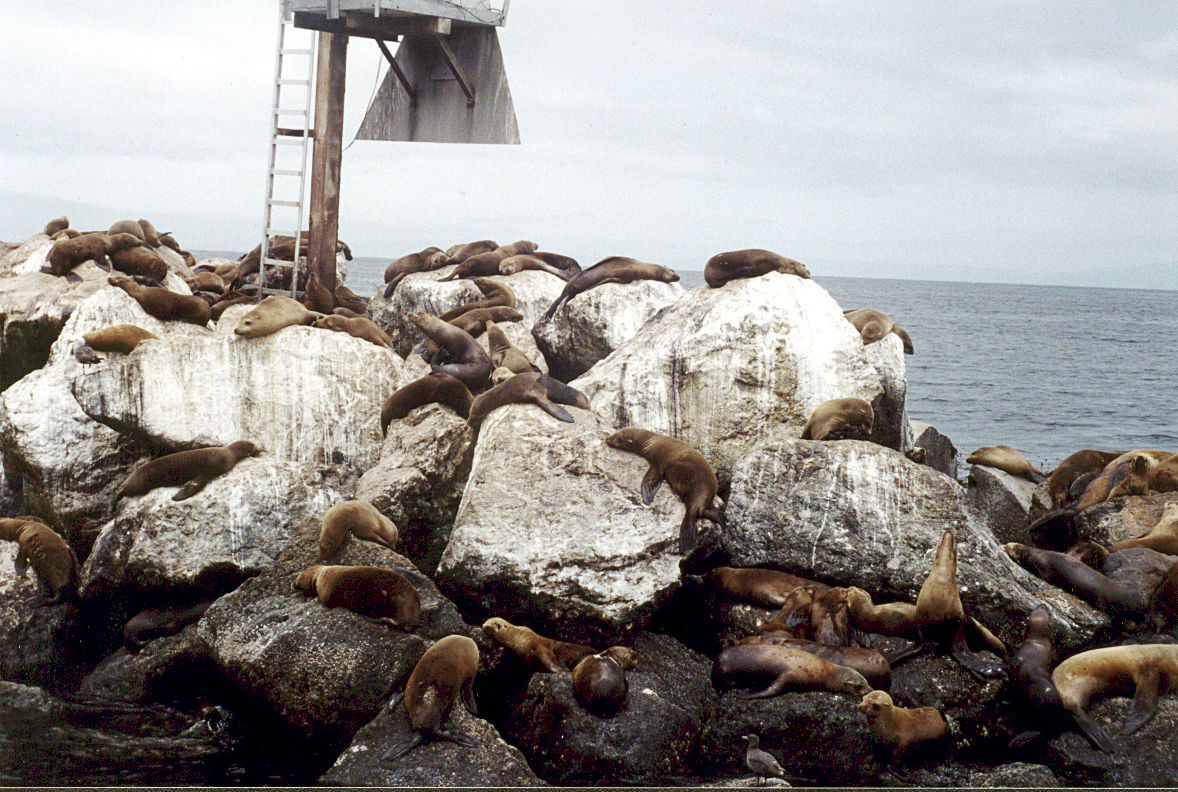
[1046,695,1178,787]
[964,464,1036,545]
[910,420,958,479]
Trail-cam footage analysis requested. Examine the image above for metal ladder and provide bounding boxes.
[259,2,316,296]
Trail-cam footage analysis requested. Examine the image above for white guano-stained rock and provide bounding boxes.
[571,272,902,482]
[435,404,685,643]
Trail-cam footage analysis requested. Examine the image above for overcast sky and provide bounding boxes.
[1,1,1174,289]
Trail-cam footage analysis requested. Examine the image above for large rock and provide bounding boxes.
[964,464,1037,545]
[570,273,905,485]
[0,538,80,688]
[531,278,686,381]
[435,405,685,645]
[1073,492,1178,546]
[910,419,958,479]
[71,314,403,470]
[1046,693,1178,787]
[723,439,1108,650]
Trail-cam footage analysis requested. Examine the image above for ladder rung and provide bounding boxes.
[270,168,303,177]
[267,199,302,208]
[275,128,313,138]
[262,258,296,269]
[281,48,313,56]
[278,78,310,86]
[275,108,310,115]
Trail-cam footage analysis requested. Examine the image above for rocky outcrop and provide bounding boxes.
[964,463,1037,545]
[911,419,958,478]
[571,273,905,485]
[0,538,79,688]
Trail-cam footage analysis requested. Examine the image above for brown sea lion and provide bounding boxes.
[438,240,537,281]
[108,274,210,326]
[482,616,596,673]
[467,372,575,429]
[1006,604,1062,748]
[755,584,821,638]
[1109,501,1178,555]
[46,232,141,280]
[485,321,538,374]
[158,233,182,254]
[1004,542,1144,617]
[809,585,854,647]
[43,216,70,236]
[700,566,830,608]
[536,374,591,411]
[318,500,400,560]
[81,324,159,355]
[437,278,517,322]
[234,295,321,338]
[210,291,255,322]
[1149,456,1178,493]
[1064,540,1110,570]
[381,373,474,433]
[137,218,162,247]
[382,634,481,761]
[1149,559,1178,632]
[498,253,578,281]
[312,313,393,349]
[186,271,227,295]
[736,634,891,689]
[1051,643,1178,752]
[108,219,147,241]
[905,447,927,464]
[1,519,79,607]
[114,441,262,509]
[445,306,524,340]
[966,444,1046,482]
[124,599,214,653]
[843,308,915,354]
[334,283,369,313]
[571,645,641,717]
[606,426,725,554]
[541,256,680,320]
[1047,449,1123,508]
[443,239,498,265]
[51,228,82,240]
[712,643,873,698]
[302,274,336,314]
[703,249,811,288]
[407,312,493,393]
[845,587,920,635]
[294,564,420,630]
[110,245,169,284]
[858,690,950,761]
[800,398,874,442]
[382,247,446,298]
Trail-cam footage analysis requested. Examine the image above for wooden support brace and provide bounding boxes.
[376,38,417,105]
[434,34,476,106]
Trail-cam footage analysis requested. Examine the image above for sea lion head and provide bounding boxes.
[1003,542,1030,564]
[600,646,641,670]
[228,440,263,459]
[832,665,873,696]
[656,265,680,283]
[293,565,324,593]
[858,689,892,718]
[482,617,510,639]
[605,426,649,454]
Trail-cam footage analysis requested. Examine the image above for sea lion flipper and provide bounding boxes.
[679,511,697,555]
[536,397,574,424]
[537,648,568,674]
[381,731,423,763]
[1123,667,1161,735]
[462,679,478,716]
[640,465,663,505]
[736,673,791,700]
[1071,706,1117,753]
[64,270,82,284]
[438,727,481,749]
[173,474,213,501]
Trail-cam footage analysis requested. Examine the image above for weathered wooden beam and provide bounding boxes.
[434,33,475,106]
[375,38,417,105]
[294,10,450,39]
[308,31,348,293]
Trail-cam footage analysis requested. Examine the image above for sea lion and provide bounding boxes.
[755,584,821,638]
[1149,456,1178,493]
[442,306,524,343]
[809,585,854,647]
[438,240,537,281]
[1051,643,1178,752]
[1107,451,1174,499]
[437,278,516,323]
[536,374,591,411]
[210,292,255,321]
[700,566,830,608]
[466,372,574,429]
[114,441,262,509]
[1047,449,1123,508]
[51,228,82,240]
[302,274,336,314]
[81,324,158,355]
[703,249,811,288]
[1148,559,1178,632]
[606,426,725,554]
[498,253,578,281]
[334,283,369,314]
[158,233,183,254]
[382,634,481,761]
[843,308,915,354]
[845,587,920,635]
[318,500,400,560]
[443,239,498,265]
[712,643,873,698]
[571,645,641,717]
[905,447,927,464]
[123,599,214,653]
[736,634,891,689]
[45,232,141,280]
[485,321,538,374]
[1003,543,1144,617]
[800,398,874,442]
[382,247,445,297]
[966,444,1046,482]
[482,616,596,673]
[108,219,147,241]
[0,519,79,607]
[108,274,211,326]
[186,271,227,295]
[137,218,162,247]
[407,312,493,393]
[742,734,786,785]
[234,295,321,338]
[43,216,69,236]
[540,256,680,320]
[1006,604,1062,748]
[858,690,950,761]
[381,373,474,433]
[1109,501,1178,555]
[312,313,393,349]
[110,245,168,284]
[293,564,420,630]
[1064,539,1110,570]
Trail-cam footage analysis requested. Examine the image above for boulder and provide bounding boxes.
[1046,693,1178,787]
[74,626,217,704]
[532,278,686,381]
[911,419,958,478]
[1102,546,1177,610]
[964,464,1037,545]
[435,405,685,645]
[354,403,475,574]
[1073,492,1178,547]
[964,763,1062,788]
[723,439,1108,650]
[570,273,904,485]
[0,537,80,688]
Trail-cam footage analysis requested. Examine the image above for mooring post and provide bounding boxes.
[308,30,347,293]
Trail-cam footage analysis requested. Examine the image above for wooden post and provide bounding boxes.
[308,30,347,292]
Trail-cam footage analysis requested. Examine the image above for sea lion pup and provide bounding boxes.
[467,372,575,429]
[498,253,579,281]
[43,216,70,236]
[293,565,420,630]
[1051,643,1178,753]
[407,312,493,393]
[485,321,538,374]
[234,295,321,338]
[110,244,169,285]
[1003,543,1143,617]
[842,308,915,355]
[482,616,596,673]
[0,519,79,607]
[606,426,725,554]
[437,278,517,322]
[438,240,538,281]
[108,274,211,326]
[1006,604,1063,748]
[381,246,445,297]
[1110,501,1178,555]
[381,373,474,433]
[809,585,855,647]
[858,690,950,762]
[966,444,1046,482]
[302,274,335,314]
[45,232,140,280]
[800,397,874,442]
[699,566,830,608]
[114,440,262,510]
[80,324,159,355]
[540,256,680,320]
[382,634,481,762]
[755,585,821,638]
[124,599,214,653]
[712,643,873,699]
[318,500,400,560]
[108,219,147,241]
[572,645,641,716]
[703,248,811,288]
[737,634,891,689]
[312,313,393,349]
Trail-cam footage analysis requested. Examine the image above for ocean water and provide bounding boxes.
[341,256,1176,472]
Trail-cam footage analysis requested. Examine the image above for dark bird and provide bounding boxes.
[742,733,786,786]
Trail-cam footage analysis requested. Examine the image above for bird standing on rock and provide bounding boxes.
[742,733,787,786]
